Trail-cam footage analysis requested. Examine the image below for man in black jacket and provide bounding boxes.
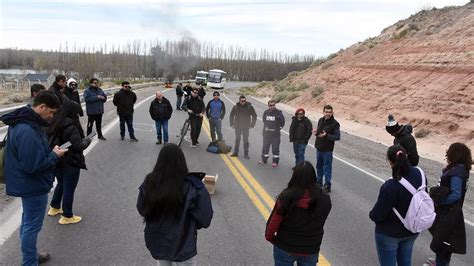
[385,114,419,166]
[314,105,340,193]
[113,81,138,141]
[48,75,67,105]
[229,95,257,159]
[175,83,184,110]
[289,108,313,166]
[149,91,173,144]
[182,88,205,147]
[65,78,81,105]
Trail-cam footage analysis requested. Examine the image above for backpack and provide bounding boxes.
[0,133,8,184]
[392,167,436,233]
[206,142,220,154]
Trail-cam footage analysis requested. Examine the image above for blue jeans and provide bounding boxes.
[176,96,182,109]
[316,150,333,187]
[209,118,223,141]
[293,143,307,165]
[155,119,169,142]
[119,114,135,138]
[51,165,81,218]
[273,245,318,266]
[375,232,417,266]
[20,193,48,266]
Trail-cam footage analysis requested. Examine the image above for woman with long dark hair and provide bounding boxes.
[47,100,91,224]
[265,161,331,265]
[425,142,471,266]
[370,145,428,265]
[137,143,213,265]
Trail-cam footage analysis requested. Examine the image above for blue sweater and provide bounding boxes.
[2,107,58,197]
[369,167,425,238]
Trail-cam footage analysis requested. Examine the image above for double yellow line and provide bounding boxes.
[201,118,330,265]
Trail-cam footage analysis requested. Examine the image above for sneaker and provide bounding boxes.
[130,137,138,142]
[59,215,82,225]
[47,207,63,216]
[190,144,197,148]
[120,136,125,140]
[230,153,238,157]
[272,163,278,168]
[98,136,107,141]
[38,252,51,264]
[323,185,331,193]
[244,154,250,159]
[156,139,162,145]
[195,141,200,146]
[423,258,435,266]
[258,160,266,165]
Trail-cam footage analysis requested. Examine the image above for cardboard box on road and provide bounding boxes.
[203,174,218,195]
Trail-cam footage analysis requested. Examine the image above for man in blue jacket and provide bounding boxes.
[84,78,107,140]
[1,91,67,265]
[205,91,226,142]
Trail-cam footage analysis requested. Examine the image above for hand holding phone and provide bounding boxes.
[59,141,72,149]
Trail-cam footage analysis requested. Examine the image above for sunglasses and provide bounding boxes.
[269,104,275,107]
[124,86,131,89]
[70,83,77,87]
[297,113,304,115]
[240,99,246,102]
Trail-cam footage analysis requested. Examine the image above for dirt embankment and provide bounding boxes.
[254,3,474,154]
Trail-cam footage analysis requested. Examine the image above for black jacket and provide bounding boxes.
[429,164,468,255]
[113,89,137,116]
[64,86,81,105]
[315,116,340,152]
[149,97,173,121]
[289,116,313,144]
[48,82,66,105]
[393,125,419,166]
[262,109,285,136]
[198,87,206,98]
[229,102,257,129]
[182,96,205,115]
[176,85,184,96]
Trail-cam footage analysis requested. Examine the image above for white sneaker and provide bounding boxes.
[190,144,197,148]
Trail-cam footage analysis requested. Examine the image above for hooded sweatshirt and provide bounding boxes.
[393,125,419,166]
[1,106,58,197]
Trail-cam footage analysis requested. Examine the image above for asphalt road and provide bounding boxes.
[0,82,472,265]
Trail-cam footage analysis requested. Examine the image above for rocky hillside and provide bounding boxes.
[253,2,473,145]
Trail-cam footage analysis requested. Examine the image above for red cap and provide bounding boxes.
[295,108,305,115]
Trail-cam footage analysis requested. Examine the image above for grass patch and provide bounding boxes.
[310,85,325,98]
[238,86,257,96]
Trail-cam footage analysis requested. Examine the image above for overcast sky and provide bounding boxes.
[0,0,469,57]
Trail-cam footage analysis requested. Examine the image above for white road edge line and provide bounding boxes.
[222,92,474,227]
[0,90,165,246]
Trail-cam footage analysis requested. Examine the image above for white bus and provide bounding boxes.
[195,70,208,86]
[207,69,226,89]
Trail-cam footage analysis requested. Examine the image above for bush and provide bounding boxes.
[415,128,431,138]
[298,82,310,91]
[273,91,288,102]
[353,46,366,55]
[238,86,257,95]
[311,85,325,98]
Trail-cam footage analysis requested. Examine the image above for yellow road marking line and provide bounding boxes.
[202,118,330,265]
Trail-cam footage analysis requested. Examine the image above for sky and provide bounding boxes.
[0,0,469,57]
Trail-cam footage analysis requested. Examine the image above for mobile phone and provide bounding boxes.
[59,141,72,149]
[86,132,97,139]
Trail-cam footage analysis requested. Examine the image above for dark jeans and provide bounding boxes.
[51,165,81,218]
[119,114,135,138]
[261,133,280,163]
[20,193,48,266]
[375,232,417,266]
[209,118,223,141]
[189,116,203,145]
[87,114,103,137]
[234,127,249,155]
[155,119,169,142]
[293,143,307,165]
[176,95,182,109]
[273,245,318,266]
[316,150,333,187]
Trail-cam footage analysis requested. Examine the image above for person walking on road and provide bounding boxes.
[113,81,138,141]
[314,105,340,193]
[182,88,205,147]
[46,100,92,225]
[386,114,420,166]
[149,91,173,145]
[229,95,257,159]
[175,82,184,110]
[84,78,107,140]
[265,161,331,266]
[369,145,427,266]
[1,91,67,265]
[289,108,313,166]
[258,100,285,167]
[424,142,471,266]
[205,91,226,142]
[137,143,213,265]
